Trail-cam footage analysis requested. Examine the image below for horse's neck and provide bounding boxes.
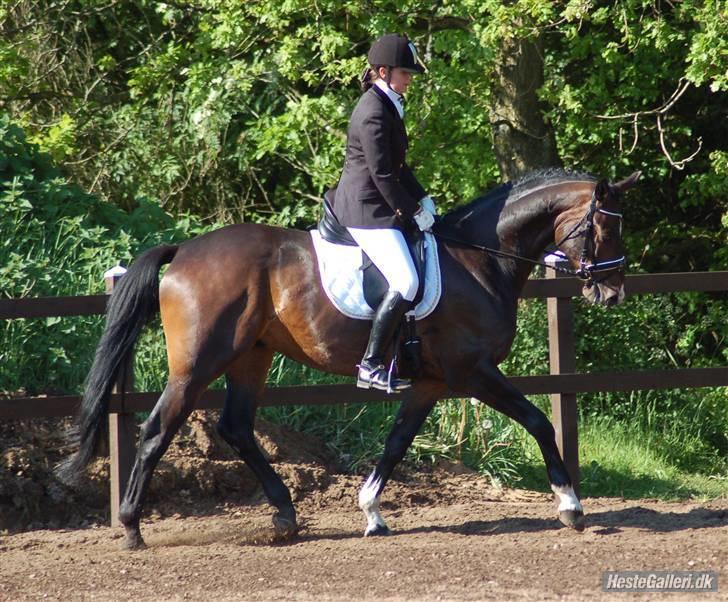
[481,184,587,294]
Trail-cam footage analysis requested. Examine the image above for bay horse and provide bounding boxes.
[58,168,640,549]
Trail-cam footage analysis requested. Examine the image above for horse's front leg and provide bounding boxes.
[358,388,439,536]
[451,360,585,531]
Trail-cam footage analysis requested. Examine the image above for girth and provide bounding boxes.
[318,194,426,310]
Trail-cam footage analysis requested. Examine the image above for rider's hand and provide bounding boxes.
[419,195,437,215]
[414,207,435,231]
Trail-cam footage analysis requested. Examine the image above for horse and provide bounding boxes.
[57,168,641,549]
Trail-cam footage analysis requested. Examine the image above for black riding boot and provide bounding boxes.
[357,290,412,392]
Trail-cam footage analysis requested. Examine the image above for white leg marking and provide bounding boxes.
[359,473,386,533]
[618,285,626,304]
[551,484,583,513]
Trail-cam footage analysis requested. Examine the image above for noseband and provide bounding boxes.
[554,189,625,283]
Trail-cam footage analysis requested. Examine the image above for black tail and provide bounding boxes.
[56,244,178,485]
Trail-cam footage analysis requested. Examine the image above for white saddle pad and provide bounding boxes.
[310,230,442,321]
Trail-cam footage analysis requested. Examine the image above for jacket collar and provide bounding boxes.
[373,79,405,119]
[370,82,405,121]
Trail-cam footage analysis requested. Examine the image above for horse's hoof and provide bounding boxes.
[122,530,147,550]
[559,509,586,532]
[272,513,298,538]
[364,524,391,537]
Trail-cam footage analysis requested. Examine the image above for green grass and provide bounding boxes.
[579,416,728,499]
[512,414,728,500]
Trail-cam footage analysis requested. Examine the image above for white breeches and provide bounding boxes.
[347,227,419,302]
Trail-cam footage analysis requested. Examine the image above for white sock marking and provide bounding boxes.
[359,473,386,532]
[551,484,582,513]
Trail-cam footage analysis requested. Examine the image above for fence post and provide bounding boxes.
[104,265,137,527]
[544,254,580,498]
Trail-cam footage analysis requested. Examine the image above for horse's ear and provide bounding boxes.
[594,178,610,202]
[614,171,642,192]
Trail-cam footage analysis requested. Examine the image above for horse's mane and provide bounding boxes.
[442,168,597,225]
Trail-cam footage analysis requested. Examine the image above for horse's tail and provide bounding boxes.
[56,244,178,485]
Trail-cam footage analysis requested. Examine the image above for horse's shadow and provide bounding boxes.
[396,506,728,538]
[286,505,727,545]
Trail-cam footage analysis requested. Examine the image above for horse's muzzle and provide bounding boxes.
[582,282,625,306]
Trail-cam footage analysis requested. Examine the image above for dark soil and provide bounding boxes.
[1,412,726,600]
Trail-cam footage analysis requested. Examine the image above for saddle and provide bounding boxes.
[317,191,427,375]
[318,191,427,310]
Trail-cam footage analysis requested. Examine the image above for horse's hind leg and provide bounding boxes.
[118,375,210,549]
[358,387,440,536]
[216,348,297,538]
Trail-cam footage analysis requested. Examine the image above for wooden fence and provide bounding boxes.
[2,266,726,526]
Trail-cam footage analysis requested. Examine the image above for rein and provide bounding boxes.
[434,189,625,283]
[433,232,582,276]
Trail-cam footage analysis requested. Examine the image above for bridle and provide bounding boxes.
[433,185,625,284]
[553,188,625,282]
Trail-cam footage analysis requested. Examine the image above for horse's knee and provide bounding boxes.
[522,407,555,442]
[534,418,555,442]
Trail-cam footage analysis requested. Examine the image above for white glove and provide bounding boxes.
[413,207,435,231]
[419,195,438,215]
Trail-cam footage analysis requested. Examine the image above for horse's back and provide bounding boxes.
[162,223,310,281]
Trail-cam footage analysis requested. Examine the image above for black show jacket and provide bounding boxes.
[329,85,426,229]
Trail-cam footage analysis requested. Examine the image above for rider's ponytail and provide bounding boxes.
[360,67,380,92]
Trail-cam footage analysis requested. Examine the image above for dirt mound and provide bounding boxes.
[0,411,338,532]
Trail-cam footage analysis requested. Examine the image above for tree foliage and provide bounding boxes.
[1,0,724,271]
[0,115,213,392]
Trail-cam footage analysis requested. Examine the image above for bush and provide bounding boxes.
[0,115,215,394]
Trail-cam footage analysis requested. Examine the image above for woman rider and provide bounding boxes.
[328,34,436,393]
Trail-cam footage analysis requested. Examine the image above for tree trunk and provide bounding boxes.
[489,35,561,181]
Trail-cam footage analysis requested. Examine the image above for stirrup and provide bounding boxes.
[356,362,411,393]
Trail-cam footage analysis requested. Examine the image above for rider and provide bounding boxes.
[328,34,437,392]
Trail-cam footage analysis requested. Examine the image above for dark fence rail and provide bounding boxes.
[2,269,727,525]
[2,367,727,421]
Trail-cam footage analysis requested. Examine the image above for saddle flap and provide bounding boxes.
[309,229,442,322]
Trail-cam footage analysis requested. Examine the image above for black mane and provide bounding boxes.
[442,168,597,224]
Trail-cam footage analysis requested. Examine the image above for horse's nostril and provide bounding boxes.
[601,288,620,306]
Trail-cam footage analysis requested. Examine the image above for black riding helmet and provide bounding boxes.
[367,34,426,73]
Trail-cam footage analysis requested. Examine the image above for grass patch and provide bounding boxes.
[512,415,728,500]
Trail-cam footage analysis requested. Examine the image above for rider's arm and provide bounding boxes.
[399,162,427,202]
